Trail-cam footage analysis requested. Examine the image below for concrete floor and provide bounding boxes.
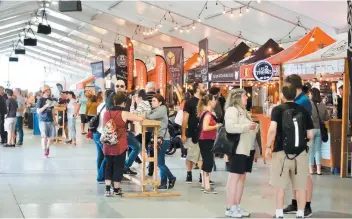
[0,128,351,218]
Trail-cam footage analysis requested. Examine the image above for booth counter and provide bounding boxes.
[251,112,349,173]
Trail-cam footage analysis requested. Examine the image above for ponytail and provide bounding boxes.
[197,94,215,116]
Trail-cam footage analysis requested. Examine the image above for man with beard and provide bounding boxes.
[181,82,208,183]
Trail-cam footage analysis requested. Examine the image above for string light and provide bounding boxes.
[192,24,196,29]
[310,35,315,42]
[239,8,242,16]
[246,6,250,12]
[223,7,226,14]
[198,17,201,22]
[230,10,233,17]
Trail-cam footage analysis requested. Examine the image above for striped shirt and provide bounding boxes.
[130,100,152,115]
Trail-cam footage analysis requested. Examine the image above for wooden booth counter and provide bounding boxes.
[250,113,350,172]
[251,113,271,163]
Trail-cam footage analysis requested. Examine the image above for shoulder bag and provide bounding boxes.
[212,108,241,155]
[313,102,329,143]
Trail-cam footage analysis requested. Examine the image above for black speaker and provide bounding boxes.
[37,23,51,35]
[24,38,37,46]
[9,57,19,62]
[59,1,82,12]
[15,49,26,54]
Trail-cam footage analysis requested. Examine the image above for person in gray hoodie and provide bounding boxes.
[146,94,176,190]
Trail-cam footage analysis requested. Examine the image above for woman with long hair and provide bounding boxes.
[224,88,258,218]
[309,88,329,175]
[146,94,176,190]
[197,94,220,194]
[66,91,79,145]
[93,89,114,183]
[102,92,144,196]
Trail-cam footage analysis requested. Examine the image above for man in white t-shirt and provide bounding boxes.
[14,88,25,146]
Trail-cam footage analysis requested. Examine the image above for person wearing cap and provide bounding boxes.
[36,85,58,158]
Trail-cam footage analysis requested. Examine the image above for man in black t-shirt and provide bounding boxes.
[181,82,207,183]
[0,86,7,144]
[265,83,314,219]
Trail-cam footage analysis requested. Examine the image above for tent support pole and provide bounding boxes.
[240,79,243,89]
[279,64,283,104]
[341,58,349,178]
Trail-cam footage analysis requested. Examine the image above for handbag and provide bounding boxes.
[212,125,240,155]
[88,104,106,132]
[313,102,329,143]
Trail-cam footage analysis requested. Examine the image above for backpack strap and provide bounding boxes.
[98,104,106,116]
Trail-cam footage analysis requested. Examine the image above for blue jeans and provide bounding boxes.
[15,116,23,143]
[93,132,106,181]
[125,131,141,169]
[309,129,322,165]
[158,140,175,185]
[67,118,76,141]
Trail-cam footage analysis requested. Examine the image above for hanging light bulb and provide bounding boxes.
[186,29,190,33]
[205,3,208,9]
[216,1,218,5]
[198,17,201,22]
[192,24,196,29]
[310,35,315,42]
[180,29,183,33]
[257,0,261,3]
[174,25,178,30]
[223,7,226,14]
[158,23,162,28]
[246,6,250,12]
[239,8,242,16]
[230,10,233,17]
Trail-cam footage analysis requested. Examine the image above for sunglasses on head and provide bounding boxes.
[116,85,125,88]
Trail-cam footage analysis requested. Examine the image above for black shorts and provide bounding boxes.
[199,139,215,173]
[80,115,93,124]
[227,150,255,174]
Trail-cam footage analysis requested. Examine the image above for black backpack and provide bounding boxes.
[192,111,215,144]
[281,105,308,159]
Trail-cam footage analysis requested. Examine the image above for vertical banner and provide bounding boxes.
[155,55,167,96]
[109,56,115,78]
[91,61,104,79]
[135,59,147,89]
[114,43,127,83]
[163,46,184,87]
[199,38,209,82]
[126,37,134,92]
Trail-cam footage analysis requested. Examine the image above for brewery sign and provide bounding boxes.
[253,60,273,82]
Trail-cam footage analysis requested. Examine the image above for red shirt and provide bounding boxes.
[199,111,217,140]
[102,110,127,156]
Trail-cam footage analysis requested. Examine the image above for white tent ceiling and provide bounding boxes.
[0,0,347,79]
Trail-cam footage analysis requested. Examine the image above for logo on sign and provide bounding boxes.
[253,60,273,82]
[166,51,176,65]
[116,55,127,67]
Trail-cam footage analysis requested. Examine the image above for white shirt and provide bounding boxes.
[97,102,106,133]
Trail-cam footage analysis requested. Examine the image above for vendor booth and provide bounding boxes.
[242,27,336,164]
[283,39,350,178]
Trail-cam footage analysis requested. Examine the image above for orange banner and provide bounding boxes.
[155,55,167,96]
[135,59,147,89]
[126,37,134,92]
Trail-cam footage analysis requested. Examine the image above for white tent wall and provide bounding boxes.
[0,55,84,93]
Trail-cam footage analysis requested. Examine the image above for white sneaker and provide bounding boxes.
[238,206,250,217]
[225,206,242,218]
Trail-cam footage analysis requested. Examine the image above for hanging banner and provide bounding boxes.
[163,46,184,87]
[135,59,148,89]
[348,0,352,128]
[155,55,167,96]
[91,61,104,79]
[126,38,134,92]
[199,38,209,82]
[109,56,115,78]
[114,43,127,82]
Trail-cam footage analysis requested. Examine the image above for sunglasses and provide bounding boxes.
[116,85,125,88]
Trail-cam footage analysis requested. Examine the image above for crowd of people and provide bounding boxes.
[0,73,333,218]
